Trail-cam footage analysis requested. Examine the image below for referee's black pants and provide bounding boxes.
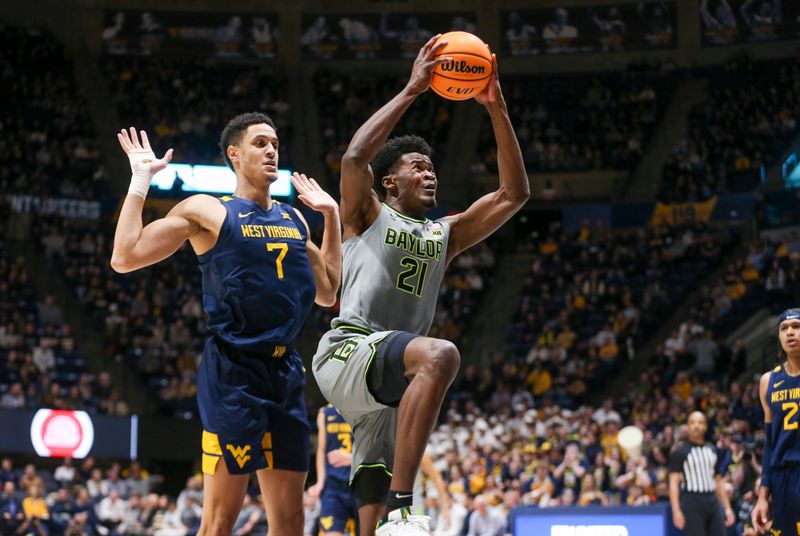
[680,492,725,536]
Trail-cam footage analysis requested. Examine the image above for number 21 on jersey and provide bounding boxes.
[396,257,429,297]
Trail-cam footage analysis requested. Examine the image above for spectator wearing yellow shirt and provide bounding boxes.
[673,371,692,400]
[578,474,609,506]
[775,239,789,257]
[741,260,759,282]
[572,292,587,310]
[727,276,746,300]
[527,364,552,396]
[526,461,555,506]
[599,339,620,361]
[19,485,48,536]
[601,420,621,456]
[556,326,577,349]
[577,220,591,243]
[540,239,558,255]
[734,151,751,170]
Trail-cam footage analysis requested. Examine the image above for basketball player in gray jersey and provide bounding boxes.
[313,35,529,534]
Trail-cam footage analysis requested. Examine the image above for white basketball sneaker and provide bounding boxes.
[375,507,431,535]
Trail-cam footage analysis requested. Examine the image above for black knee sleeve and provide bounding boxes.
[351,466,391,508]
[365,331,416,407]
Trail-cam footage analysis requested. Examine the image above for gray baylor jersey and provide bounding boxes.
[333,203,450,335]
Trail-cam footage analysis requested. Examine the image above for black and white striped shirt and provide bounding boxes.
[668,441,719,493]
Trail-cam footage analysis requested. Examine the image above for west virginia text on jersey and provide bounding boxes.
[198,196,315,351]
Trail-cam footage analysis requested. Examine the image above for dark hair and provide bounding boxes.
[370,135,432,198]
[777,308,800,362]
[219,112,276,170]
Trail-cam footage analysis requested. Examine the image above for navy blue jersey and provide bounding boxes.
[765,363,800,469]
[198,196,315,352]
[323,405,352,485]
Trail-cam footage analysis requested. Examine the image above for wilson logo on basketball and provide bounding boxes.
[30,409,95,459]
[440,60,485,75]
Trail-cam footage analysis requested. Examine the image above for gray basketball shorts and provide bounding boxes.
[313,327,416,483]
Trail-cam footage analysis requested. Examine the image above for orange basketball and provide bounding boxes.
[431,31,493,101]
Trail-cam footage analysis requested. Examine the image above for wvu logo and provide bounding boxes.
[282,212,292,220]
[320,516,334,530]
[225,444,252,469]
[769,529,781,536]
[272,345,286,358]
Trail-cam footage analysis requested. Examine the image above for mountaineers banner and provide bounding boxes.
[651,197,717,225]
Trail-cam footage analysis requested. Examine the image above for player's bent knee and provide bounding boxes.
[427,339,460,378]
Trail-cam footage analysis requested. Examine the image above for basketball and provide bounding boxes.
[431,31,493,101]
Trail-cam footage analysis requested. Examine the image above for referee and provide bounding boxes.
[668,411,735,535]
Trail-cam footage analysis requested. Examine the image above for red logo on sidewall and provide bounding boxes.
[30,409,94,459]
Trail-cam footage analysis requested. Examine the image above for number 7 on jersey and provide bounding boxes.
[267,243,288,279]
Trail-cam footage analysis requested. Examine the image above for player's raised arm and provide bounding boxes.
[290,173,341,307]
[110,128,220,273]
[339,34,451,237]
[442,55,530,265]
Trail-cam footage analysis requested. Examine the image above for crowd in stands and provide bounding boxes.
[412,372,765,535]
[4,19,800,536]
[658,56,800,202]
[0,456,237,536]
[314,69,453,187]
[0,237,128,416]
[34,216,206,418]
[472,64,677,176]
[104,58,291,167]
[0,23,107,200]
[649,234,800,388]
[0,370,769,536]
[498,220,737,409]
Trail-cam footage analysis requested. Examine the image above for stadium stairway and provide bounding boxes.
[725,308,775,380]
[298,65,327,185]
[71,49,139,193]
[462,251,534,367]
[590,233,753,403]
[436,100,484,209]
[7,239,148,413]
[618,78,708,201]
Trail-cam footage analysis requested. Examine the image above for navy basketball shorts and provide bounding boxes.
[197,336,310,475]
[319,481,357,535]
[771,466,800,535]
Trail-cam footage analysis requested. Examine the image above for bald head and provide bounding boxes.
[687,411,707,444]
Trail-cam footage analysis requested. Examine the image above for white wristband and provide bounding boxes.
[127,170,152,199]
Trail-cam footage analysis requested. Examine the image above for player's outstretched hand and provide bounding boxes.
[406,34,452,96]
[474,54,502,107]
[751,496,772,533]
[291,173,337,214]
[117,127,173,177]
